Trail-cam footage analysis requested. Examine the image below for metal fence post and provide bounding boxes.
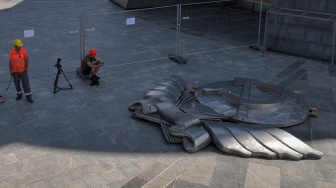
[332,21,336,67]
[168,4,186,64]
[257,0,263,46]
[80,14,85,62]
[177,4,181,57]
[263,11,269,57]
[272,14,278,51]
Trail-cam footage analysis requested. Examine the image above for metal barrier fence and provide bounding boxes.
[179,1,262,55]
[0,17,81,83]
[0,1,267,83]
[83,5,177,67]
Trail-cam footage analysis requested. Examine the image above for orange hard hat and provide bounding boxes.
[89,49,97,58]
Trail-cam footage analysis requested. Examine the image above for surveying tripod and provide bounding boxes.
[53,58,73,93]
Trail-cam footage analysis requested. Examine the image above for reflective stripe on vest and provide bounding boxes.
[10,48,26,73]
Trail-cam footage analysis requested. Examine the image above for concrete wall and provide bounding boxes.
[110,0,214,9]
[267,0,336,62]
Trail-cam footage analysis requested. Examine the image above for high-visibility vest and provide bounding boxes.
[10,48,27,73]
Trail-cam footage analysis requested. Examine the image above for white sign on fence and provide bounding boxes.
[126,18,135,25]
[24,30,34,38]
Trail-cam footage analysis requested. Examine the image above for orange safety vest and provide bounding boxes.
[10,48,27,73]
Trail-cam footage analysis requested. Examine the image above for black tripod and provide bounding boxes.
[54,58,73,93]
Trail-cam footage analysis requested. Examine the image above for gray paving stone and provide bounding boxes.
[280,160,316,179]
[244,162,281,188]
[0,176,13,188]
[102,168,128,182]
[82,173,109,187]
[48,172,72,188]
[211,157,247,188]
[106,177,132,188]
[9,172,36,187]
[174,179,209,188]
[64,179,90,188]
[281,175,315,188]
[27,179,54,188]
[315,179,336,188]
[136,162,167,182]
[116,162,143,178]
[315,155,336,184]
[121,177,146,188]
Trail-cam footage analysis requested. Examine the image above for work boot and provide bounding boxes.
[0,96,4,104]
[16,93,22,100]
[26,94,34,103]
[91,78,99,86]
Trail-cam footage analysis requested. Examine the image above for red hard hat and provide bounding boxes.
[89,49,97,58]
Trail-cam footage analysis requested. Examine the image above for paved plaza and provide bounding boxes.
[1,0,336,188]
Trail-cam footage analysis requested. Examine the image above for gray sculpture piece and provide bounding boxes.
[128,75,323,160]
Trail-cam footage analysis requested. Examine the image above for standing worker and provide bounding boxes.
[9,39,33,103]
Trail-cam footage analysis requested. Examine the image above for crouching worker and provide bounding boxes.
[81,48,103,86]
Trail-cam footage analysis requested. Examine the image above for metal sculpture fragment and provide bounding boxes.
[128,75,323,160]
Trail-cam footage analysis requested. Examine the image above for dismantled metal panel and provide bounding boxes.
[144,75,186,104]
[128,98,159,115]
[155,102,200,135]
[202,121,253,157]
[161,122,183,144]
[224,123,277,159]
[132,109,166,124]
[181,126,212,153]
[165,75,187,91]
[263,127,323,159]
[128,75,323,160]
[146,90,178,103]
[151,84,181,100]
[195,77,309,127]
[243,126,303,160]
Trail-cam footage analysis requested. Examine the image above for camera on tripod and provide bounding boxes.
[54,58,62,69]
[53,58,73,93]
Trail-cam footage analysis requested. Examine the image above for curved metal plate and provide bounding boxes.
[202,121,253,157]
[243,126,303,160]
[225,123,277,159]
[128,98,159,114]
[182,126,211,153]
[151,84,181,100]
[154,102,200,134]
[263,127,323,159]
[195,78,309,127]
[165,75,187,91]
[146,89,178,103]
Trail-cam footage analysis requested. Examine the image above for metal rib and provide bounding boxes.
[225,123,277,159]
[202,121,253,157]
[263,127,323,159]
[243,126,303,160]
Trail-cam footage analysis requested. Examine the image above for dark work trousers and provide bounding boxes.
[12,71,31,95]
